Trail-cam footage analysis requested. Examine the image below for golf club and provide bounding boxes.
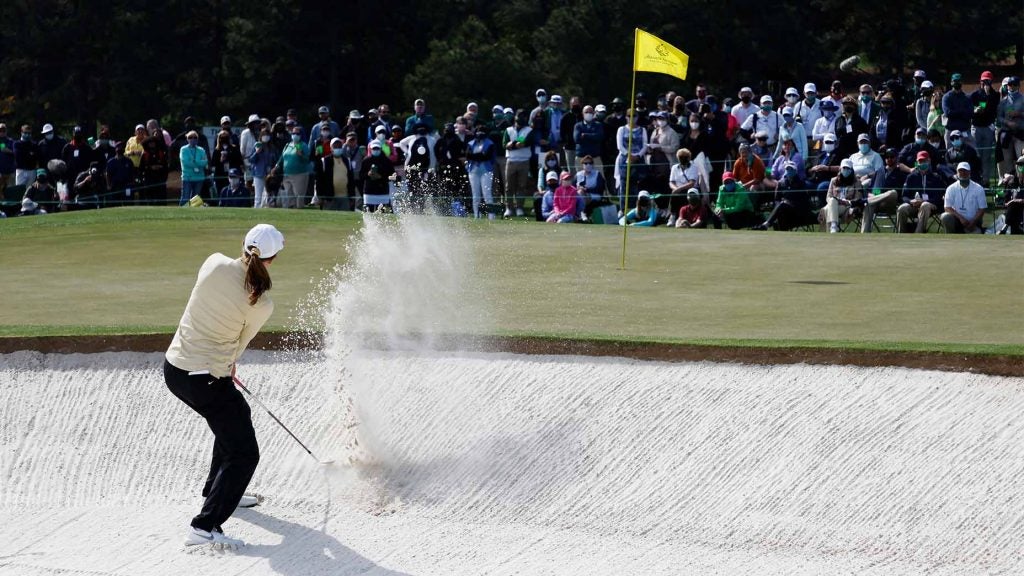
[233,376,333,465]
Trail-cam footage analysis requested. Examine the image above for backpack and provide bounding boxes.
[407,136,430,171]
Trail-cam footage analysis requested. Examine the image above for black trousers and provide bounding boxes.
[164,359,259,532]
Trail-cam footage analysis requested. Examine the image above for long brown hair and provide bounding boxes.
[242,249,274,306]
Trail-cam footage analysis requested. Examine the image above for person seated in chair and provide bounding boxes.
[996,154,1024,234]
[940,162,986,233]
[754,161,816,231]
[819,158,864,233]
[860,147,904,232]
[534,170,558,222]
[897,150,946,233]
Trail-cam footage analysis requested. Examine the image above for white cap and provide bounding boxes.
[243,224,285,259]
[545,170,558,181]
[782,106,794,116]
[41,123,54,134]
[502,107,513,114]
[638,190,651,198]
[21,197,37,211]
[374,125,386,134]
[760,95,773,104]
[595,104,607,112]
[492,104,503,112]
[857,133,870,143]
[823,132,837,143]
[956,161,971,172]
[551,95,563,103]
[220,115,231,124]
[785,87,799,97]
[840,158,854,169]
[369,140,382,149]
[921,80,934,89]
[784,160,797,169]
[803,83,817,94]
[247,114,260,123]
[466,102,478,110]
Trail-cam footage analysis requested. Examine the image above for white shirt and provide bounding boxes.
[793,99,822,137]
[741,111,782,145]
[669,163,699,190]
[850,150,883,181]
[812,116,838,143]
[730,102,758,127]
[944,180,987,220]
[166,254,274,378]
[775,122,808,161]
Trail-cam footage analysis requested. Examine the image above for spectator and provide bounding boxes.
[210,130,243,192]
[574,105,605,172]
[0,124,14,191]
[741,95,781,147]
[733,143,767,194]
[105,142,135,206]
[850,133,884,190]
[824,80,845,107]
[997,77,1024,178]
[13,125,39,187]
[678,112,708,162]
[996,155,1024,234]
[909,69,928,101]
[769,137,806,182]
[249,128,279,208]
[686,83,708,115]
[179,130,209,206]
[775,108,807,161]
[779,86,801,115]
[857,84,881,127]
[620,189,659,226]
[465,126,496,219]
[560,96,581,173]
[944,130,981,179]
[370,104,393,137]
[870,94,904,150]
[359,140,394,212]
[139,127,169,204]
[970,71,1001,186]
[542,94,566,152]
[731,87,758,129]
[310,106,342,151]
[913,80,934,132]
[273,126,310,208]
[940,162,986,233]
[860,148,903,232]
[285,108,305,142]
[753,161,816,231]
[216,168,248,208]
[808,132,842,199]
[534,170,558,222]
[217,116,239,147]
[405,99,436,136]
[714,171,759,229]
[239,114,261,190]
[898,127,940,174]
[502,110,536,218]
[93,126,116,170]
[547,171,578,223]
[927,89,946,138]
[71,161,105,207]
[434,122,468,213]
[820,158,864,233]
[312,137,353,211]
[927,128,947,162]
[812,100,839,145]
[172,116,206,157]
[343,110,368,146]
[615,109,648,217]
[669,148,700,220]
[125,124,147,169]
[575,154,607,221]
[675,188,711,228]
[896,150,945,233]
[794,83,822,140]
[647,111,680,198]
[38,123,67,165]
[24,169,58,213]
[529,88,549,124]
[62,126,94,194]
[537,150,562,192]
[602,99,627,182]
[834,96,869,158]
[942,73,973,148]
[750,132,773,166]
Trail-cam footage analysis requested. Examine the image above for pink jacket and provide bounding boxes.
[552,184,577,216]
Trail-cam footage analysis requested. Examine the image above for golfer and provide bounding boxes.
[163,223,284,548]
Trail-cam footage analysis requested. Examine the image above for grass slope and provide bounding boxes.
[1,207,1021,355]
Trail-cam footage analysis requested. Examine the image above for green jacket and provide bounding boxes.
[715,182,754,214]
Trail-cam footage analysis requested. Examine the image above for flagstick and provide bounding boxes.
[621,30,639,270]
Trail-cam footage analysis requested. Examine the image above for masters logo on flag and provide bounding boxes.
[633,29,688,81]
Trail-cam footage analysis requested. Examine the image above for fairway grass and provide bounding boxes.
[1,207,1021,356]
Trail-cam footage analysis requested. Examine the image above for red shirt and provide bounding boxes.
[678,204,706,224]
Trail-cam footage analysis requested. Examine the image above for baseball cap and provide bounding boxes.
[546,170,558,182]
[330,137,343,147]
[759,95,773,104]
[803,83,817,94]
[980,71,994,81]
[1009,76,1021,86]
[782,106,794,117]
[247,114,260,124]
[374,125,386,134]
[536,88,547,96]
[595,104,607,113]
[318,106,330,114]
[686,188,700,198]
[637,190,651,199]
[916,150,930,161]
[739,87,753,95]
[951,73,963,82]
[913,70,926,79]
[857,133,870,143]
[785,87,799,97]
[369,140,382,149]
[492,104,503,112]
[286,108,298,116]
[840,158,854,169]
[41,123,54,134]
[348,109,363,119]
[956,161,971,172]
[784,160,797,169]
[243,224,285,259]
[921,80,934,89]
[559,170,571,180]
[823,133,837,144]
[228,167,242,177]
[950,129,962,137]
[915,127,927,135]
[820,100,838,111]
[414,98,425,106]
[550,95,563,104]
[220,115,231,124]
[722,171,735,182]
[502,107,513,114]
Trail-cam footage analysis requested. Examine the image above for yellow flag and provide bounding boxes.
[633,29,688,81]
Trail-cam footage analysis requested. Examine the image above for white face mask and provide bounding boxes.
[261,135,270,143]
[583,113,594,122]
[689,122,700,130]
[824,142,836,152]
[656,120,667,128]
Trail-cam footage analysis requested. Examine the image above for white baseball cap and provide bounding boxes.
[956,161,971,172]
[220,115,231,124]
[785,87,799,97]
[41,123,54,134]
[921,80,934,89]
[243,224,285,259]
[595,104,607,112]
[545,170,558,181]
[638,190,651,199]
[840,158,854,169]
[804,83,817,94]
[551,95,563,104]
[247,114,260,123]
[760,95,773,104]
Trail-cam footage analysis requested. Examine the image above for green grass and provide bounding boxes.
[1,207,1022,356]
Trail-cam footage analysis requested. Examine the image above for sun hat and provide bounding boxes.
[243,224,285,259]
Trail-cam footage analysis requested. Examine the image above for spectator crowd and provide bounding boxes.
[4,70,1024,234]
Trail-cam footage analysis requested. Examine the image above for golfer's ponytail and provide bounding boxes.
[243,247,273,306]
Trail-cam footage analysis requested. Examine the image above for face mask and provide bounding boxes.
[261,135,271,143]
[917,162,930,171]
[824,143,836,152]
[805,94,816,102]
[824,110,836,120]
[760,105,771,112]
[841,168,853,177]
[583,164,593,172]
[786,95,798,103]
[291,134,301,142]
[930,140,941,148]
[740,96,751,103]
[784,116,794,125]
[228,177,240,187]
[583,113,594,122]
[371,149,381,157]
[537,95,547,104]
[859,143,871,154]
[45,134,54,141]
[546,159,557,167]
[187,138,197,147]
[656,119,667,128]
[958,176,970,185]
[689,122,700,130]
[915,137,925,145]
[860,94,873,102]
[785,168,796,178]
[922,90,933,99]
[332,148,343,157]
[951,139,962,148]
[724,182,736,192]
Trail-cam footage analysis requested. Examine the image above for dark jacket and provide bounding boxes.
[216,183,249,207]
[832,114,870,158]
[897,142,940,169]
[902,170,946,204]
[941,90,973,132]
[38,136,67,164]
[13,138,39,170]
[313,154,354,199]
[359,153,394,196]
[969,88,1001,128]
[944,144,981,179]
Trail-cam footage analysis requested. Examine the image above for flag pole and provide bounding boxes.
[620,28,639,270]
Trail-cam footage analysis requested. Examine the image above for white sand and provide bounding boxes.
[2,349,1023,575]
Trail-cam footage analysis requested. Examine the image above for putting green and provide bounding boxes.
[1,207,1021,355]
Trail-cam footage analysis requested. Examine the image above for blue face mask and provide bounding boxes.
[332,148,343,157]
[859,143,871,154]
[951,138,962,148]
[915,137,925,146]
[824,110,836,120]
[291,134,301,143]
[724,182,736,192]
[371,149,381,157]
[841,168,853,178]
[785,168,797,178]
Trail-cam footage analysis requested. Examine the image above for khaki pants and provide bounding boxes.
[896,201,938,233]
[819,197,851,230]
[860,190,898,232]
[505,160,530,208]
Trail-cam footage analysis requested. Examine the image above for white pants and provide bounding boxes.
[253,176,267,208]
[468,167,494,217]
[15,169,36,187]
[280,173,308,209]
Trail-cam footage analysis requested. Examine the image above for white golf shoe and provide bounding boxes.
[185,526,245,549]
[237,493,262,508]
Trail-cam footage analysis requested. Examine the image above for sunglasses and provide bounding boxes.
[583,162,594,166]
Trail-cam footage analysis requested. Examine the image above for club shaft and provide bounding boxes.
[233,377,320,462]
